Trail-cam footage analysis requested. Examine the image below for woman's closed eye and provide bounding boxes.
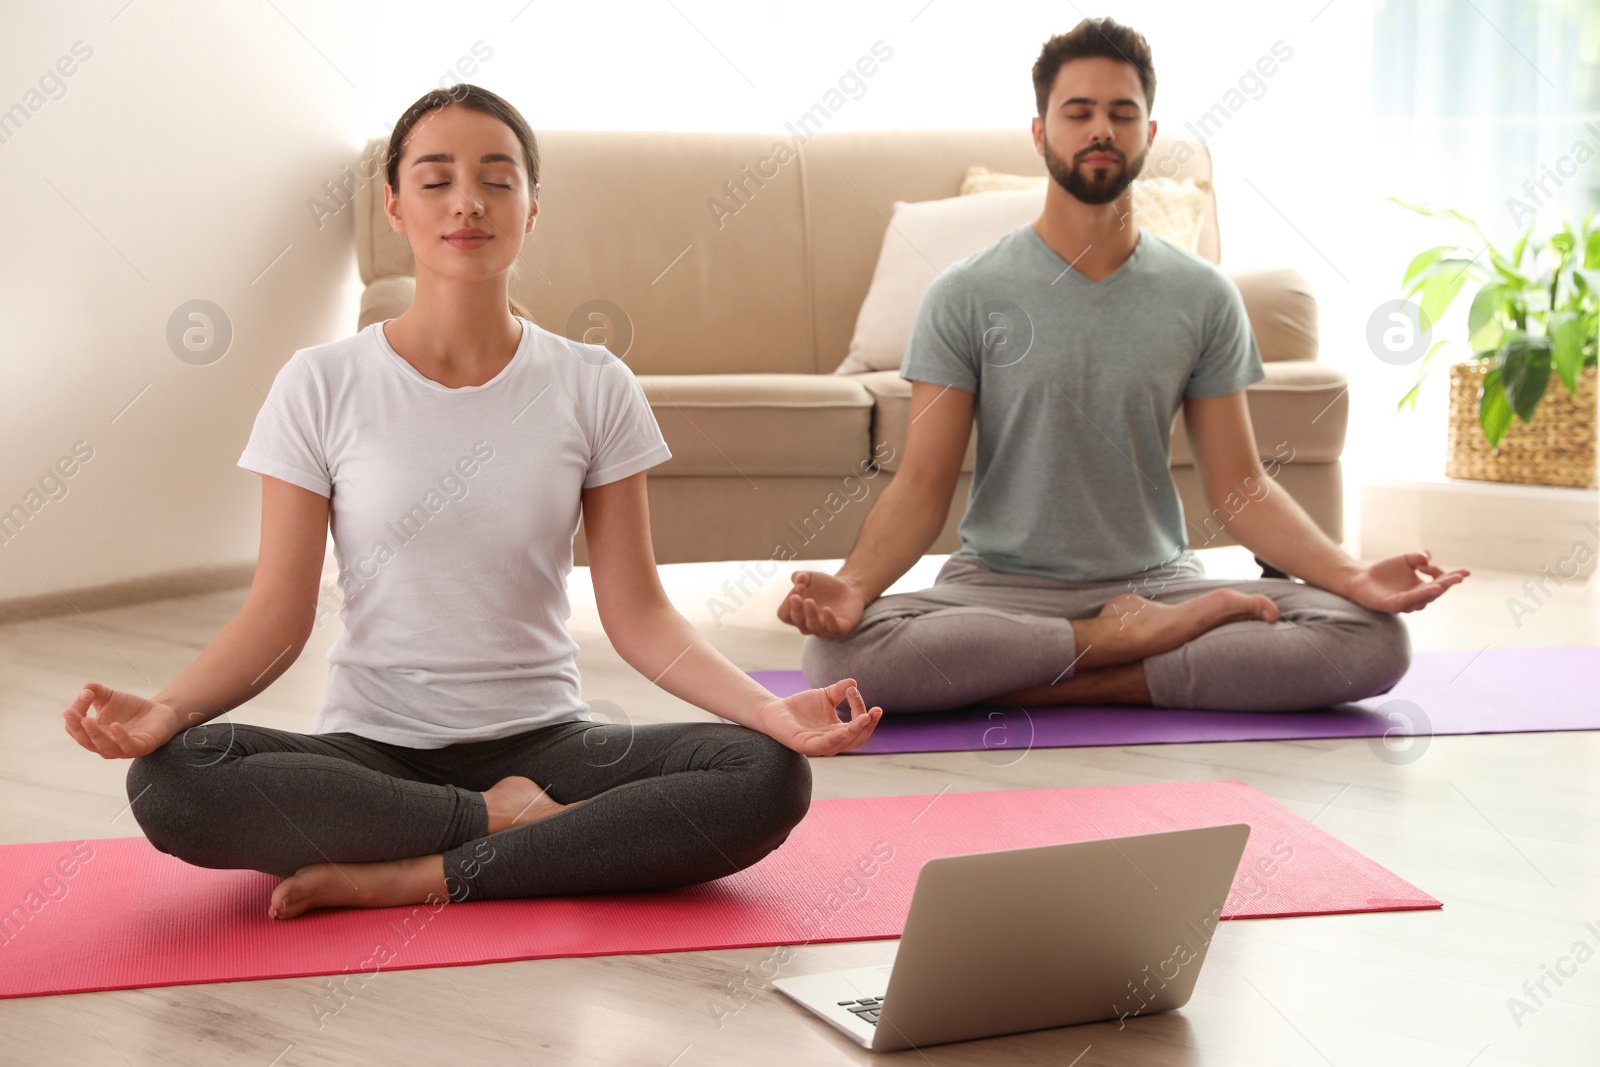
[421,181,515,190]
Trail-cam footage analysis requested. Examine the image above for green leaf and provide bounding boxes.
[1586,228,1600,270]
[1478,367,1512,447]
[1466,283,1507,352]
[1490,255,1532,290]
[1395,339,1453,411]
[1575,268,1600,298]
[1469,321,1504,355]
[1499,334,1553,423]
[1512,222,1536,270]
[1388,198,1493,247]
[1402,245,1459,290]
[1551,232,1575,256]
[1550,311,1587,395]
[1417,261,1475,324]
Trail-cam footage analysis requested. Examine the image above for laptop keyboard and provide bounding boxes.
[837,995,885,1025]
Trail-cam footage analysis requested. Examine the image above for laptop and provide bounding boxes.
[771,823,1250,1052]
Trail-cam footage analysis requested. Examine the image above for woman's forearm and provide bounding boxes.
[151,604,312,728]
[606,602,781,729]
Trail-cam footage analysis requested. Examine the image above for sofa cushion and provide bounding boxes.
[833,184,1211,376]
[358,275,415,329]
[855,359,1347,475]
[854,370,978,474]
[637,374,874,478]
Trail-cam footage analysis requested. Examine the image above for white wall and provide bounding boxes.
[0,0,365,599]
[3,0,1518,601]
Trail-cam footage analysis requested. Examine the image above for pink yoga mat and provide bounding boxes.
[0,780,1436,1000]
[751,646,1600,755]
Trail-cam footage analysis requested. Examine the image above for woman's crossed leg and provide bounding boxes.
[126,717,811,919]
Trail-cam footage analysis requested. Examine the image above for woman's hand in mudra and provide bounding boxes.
[756,678,882,756]
[62,682,181,759]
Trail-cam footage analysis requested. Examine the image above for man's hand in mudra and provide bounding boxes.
[778,571,870,638]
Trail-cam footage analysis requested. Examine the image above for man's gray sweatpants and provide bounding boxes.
[801,555,1411,713]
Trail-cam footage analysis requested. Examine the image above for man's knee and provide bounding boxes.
[799,625,907,703]
[800,631,859,689]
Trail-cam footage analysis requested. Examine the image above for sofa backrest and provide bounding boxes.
[355,129,1218,375]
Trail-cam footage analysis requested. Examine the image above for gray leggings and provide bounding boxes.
[125,718,811,901]
[802,555,1411,713]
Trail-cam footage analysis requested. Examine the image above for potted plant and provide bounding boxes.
[1393,202,1597,489]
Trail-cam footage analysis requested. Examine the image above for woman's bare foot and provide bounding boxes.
[1071,589,1279,671]
[269,853,447,920]
[483,775,580,834]
[267,779,582,918]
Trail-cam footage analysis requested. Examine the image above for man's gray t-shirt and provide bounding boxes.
[901,225,1264,583]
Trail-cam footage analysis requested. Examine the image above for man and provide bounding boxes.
[778,18,1467,713]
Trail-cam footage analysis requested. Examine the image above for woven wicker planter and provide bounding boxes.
[1446,362,1597,488]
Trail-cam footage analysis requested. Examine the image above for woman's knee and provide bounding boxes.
[124,734,231,865]
[751,730,812,826]
[126,742,192,857]
[1351,611,1412,699]
[725,730,812,859]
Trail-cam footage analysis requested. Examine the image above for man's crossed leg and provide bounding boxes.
[799,555,1410,713]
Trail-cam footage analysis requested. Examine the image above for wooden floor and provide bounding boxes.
[2,548,1597,1066]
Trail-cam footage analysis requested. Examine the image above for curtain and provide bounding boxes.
[1373,0,1600,241]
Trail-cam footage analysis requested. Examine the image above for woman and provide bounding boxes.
[61,85,881,920]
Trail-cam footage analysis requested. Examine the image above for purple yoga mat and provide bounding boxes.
[748,646,1600,755]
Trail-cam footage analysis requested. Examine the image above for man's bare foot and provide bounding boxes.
[1071,590,1279,671]
[483,775,580,834]
[998,662,1153,706]
[269,853,447,920]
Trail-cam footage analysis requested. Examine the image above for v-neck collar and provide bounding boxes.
[1025,224,1145,287]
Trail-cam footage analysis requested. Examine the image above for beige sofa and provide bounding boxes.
[353,129,1346,566]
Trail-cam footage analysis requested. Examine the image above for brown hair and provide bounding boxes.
[384,84,539,319]
[1032,18,1156,117]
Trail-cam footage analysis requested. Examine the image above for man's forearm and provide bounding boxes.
[1225,478,1360,594]
[836,474,953,604]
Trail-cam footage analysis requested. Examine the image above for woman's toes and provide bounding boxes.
[269,869,316,919]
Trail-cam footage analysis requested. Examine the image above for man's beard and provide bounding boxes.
[1042,135,1147,205]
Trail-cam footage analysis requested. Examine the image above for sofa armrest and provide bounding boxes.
[1229,267,1318,362]
[1170,361,1348,467]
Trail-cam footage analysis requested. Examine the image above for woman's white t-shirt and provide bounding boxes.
[238,317,672,749]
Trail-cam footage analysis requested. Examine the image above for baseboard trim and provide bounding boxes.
[0,562,256,626]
